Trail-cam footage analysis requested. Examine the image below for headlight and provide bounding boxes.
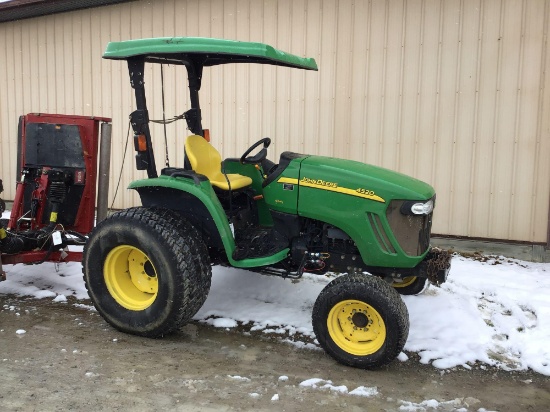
[400,199,434,215]
[411,199,433,214]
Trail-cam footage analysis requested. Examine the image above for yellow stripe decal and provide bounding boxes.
[277,177,385,203]
[278,177,299,185]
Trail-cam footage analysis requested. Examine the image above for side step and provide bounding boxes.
[232,227,288,260]
[231,250,313,280]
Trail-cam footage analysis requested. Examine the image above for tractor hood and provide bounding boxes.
[299,156,435,203]
[289,156,436,267]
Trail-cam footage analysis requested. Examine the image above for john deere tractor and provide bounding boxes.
[83,37,450,369]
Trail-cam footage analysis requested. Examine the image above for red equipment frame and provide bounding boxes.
[2,113,111,265]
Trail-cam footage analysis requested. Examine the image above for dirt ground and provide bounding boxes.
[1,295,549,412]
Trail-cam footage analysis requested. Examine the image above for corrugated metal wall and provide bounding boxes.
[0,0,549,243]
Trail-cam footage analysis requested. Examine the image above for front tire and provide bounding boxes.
[392,276,429,295]
[83,207,211,337]
[312,274,409,369]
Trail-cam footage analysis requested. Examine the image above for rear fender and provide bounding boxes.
[129,176,235,255]
[129,176,289,268]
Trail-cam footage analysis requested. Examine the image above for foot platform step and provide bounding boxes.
[232,228,288,260]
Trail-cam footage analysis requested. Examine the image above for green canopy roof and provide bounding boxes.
[103,37,318,71]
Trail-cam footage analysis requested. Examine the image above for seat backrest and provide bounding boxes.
[185,135,222,178]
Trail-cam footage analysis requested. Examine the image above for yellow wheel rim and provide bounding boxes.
[393,276,417,288]
[327,299,386,356]
[104,245,159,311]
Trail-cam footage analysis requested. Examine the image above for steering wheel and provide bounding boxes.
[240,137,271,164]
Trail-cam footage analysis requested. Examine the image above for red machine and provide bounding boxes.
[0,113,111,265]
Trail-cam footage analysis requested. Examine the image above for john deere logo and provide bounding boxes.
[277,176,385,203]
[300,177,338,188]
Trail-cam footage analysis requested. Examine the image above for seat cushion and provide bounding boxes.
[209,172,252,191]
[185,135,252,190]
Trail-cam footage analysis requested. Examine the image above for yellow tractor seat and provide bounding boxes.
[185,135,252,191]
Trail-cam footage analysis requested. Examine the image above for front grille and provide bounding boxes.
[367,212,397,254]
[385,200,432,256]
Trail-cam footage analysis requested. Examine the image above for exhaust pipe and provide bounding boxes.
[96,122,112,224]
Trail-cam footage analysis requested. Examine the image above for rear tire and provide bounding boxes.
[83,207,211,337]
[145,207,212,316]
[312,274,409,369]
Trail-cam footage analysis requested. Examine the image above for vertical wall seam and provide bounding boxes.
[271,0,277,155]
[287,0,293,152]
[329,0,339,155]
[488,0,505,239]
[68,14,76,113]
[0,26,5,190]
[396,0,407,171]
[508,0,527,239]
[24,20,30,113]
[301,0,307,152]
[448,0,465,233]
[260,0,264,148]
[55,15,60,113]
[378,0,390,166]
[29,22,34,110]
[249,0,254,149]
[8,24,17,181]
[78,13,83,115]
[13,22,19,182]
[3,24,9,125]
[17,22,22,172]
[467,0,484,236]
[361,0,373,163]
[534,0,549,244]
[431,1,444,192]
[315,0,323,155]
[345,0,355,159]
[232,0,238,156]
[89,11,95,125]
[12,23,18,124]
[0,26,4,140]
[413,0,425,178]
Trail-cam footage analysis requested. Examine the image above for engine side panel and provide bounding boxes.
[262,158,303,214]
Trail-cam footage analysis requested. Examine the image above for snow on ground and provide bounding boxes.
[299,378,378,397]
[2,210,550,375]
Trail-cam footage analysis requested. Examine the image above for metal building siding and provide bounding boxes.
[0,0,548,243]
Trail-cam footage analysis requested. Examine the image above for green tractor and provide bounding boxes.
[83,37,450,369]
